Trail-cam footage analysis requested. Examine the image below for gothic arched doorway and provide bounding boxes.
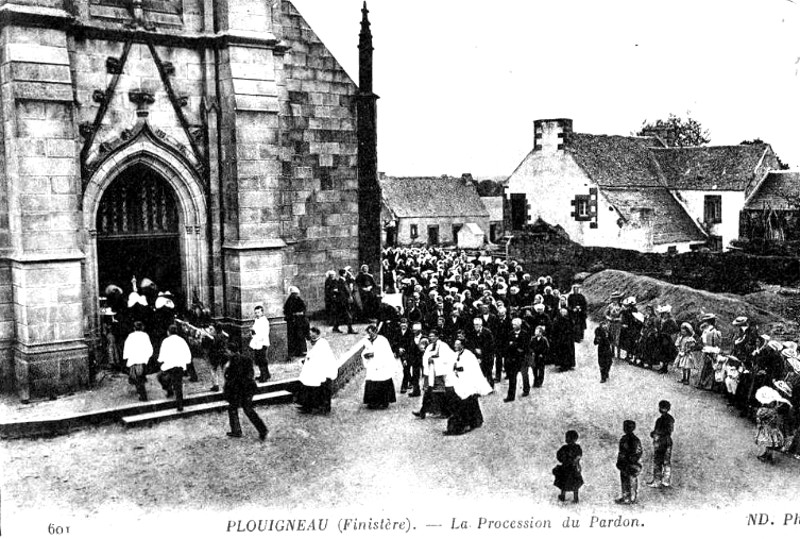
[96,164,184,308]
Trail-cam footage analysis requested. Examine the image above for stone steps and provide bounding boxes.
[0,380,299,439]
[121,390,294,428]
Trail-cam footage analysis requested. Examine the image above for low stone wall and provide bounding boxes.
[332,340,365,394]
[507,235,800,294]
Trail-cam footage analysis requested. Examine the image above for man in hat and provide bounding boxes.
[567,284,587,342]
[696,314,721,391]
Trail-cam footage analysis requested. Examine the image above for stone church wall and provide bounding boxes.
[0,0,364,398]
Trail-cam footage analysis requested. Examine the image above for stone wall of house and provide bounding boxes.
[395,216,490,246]
[672,190,743,250]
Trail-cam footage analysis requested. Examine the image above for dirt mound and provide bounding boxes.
[582,269,798,345]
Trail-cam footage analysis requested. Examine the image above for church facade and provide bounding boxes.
[0,0,380,400]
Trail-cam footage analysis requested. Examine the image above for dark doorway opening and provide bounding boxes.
[510,193,528,230]
[96,165,184,308]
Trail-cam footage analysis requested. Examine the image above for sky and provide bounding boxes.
[291,0,800,179]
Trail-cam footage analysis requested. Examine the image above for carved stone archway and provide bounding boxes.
[81,126,208,349]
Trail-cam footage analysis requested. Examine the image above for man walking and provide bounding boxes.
[157,324,192,411]
[504,318,531,402]
[224,345,268,440]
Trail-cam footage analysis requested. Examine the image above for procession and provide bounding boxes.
[2,1,800,536]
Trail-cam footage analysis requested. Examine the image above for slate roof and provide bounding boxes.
[380,177,490,219]
[651,144,769,191]
[744,172,800,210]
[602,188,707,245]
[565,134,665,188]
[480,196,504,222]
[559,132,706,245]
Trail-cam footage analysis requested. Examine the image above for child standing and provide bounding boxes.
[647,400,675,488]
[594,321,614,383]
[615,420,643,505]
[674,323,696,385]
[553,430,584,503]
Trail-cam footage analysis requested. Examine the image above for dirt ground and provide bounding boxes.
[2,322,799,536]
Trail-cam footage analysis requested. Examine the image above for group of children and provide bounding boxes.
[553,400,674,505]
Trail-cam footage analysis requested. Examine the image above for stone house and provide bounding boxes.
[479,196,505,243]
[506,119,708,253]
[653,144,779,250]
[741,171,800,242]
[380,176,490,248]
[506,118,781,253]
[0,1,380,400]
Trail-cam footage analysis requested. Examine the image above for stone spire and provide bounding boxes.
[358,1,373,92]
[357,2,380,273]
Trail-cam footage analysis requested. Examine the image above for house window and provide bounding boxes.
[571,194,592,222]
[704,195,722,224]
[667,246,678,254]
[428,225,439,246]
[452,224,462,241]
[409,224,418,239]
[490,224,499,242]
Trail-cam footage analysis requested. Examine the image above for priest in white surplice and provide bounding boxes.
[445,337,493,435]
[361,324,399,409]
[295,327,339,414]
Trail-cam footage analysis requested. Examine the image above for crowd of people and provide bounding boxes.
[600,293,800,464]
[107,245,800,470]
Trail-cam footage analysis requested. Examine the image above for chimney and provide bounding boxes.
[534,118,573,154]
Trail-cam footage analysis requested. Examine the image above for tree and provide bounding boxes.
[741,139,790,170]
[637,113,710,147]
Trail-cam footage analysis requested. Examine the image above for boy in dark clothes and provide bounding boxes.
[615,420,643,505]
[594,321,614,383]
[530,325,550,388]
[647,400,675,487]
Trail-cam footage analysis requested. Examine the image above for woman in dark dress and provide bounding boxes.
[284,286,309,359]
[553,430,584,503]
[637,305,658,368]
[551,308,576,371]
[619,298,642,364]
